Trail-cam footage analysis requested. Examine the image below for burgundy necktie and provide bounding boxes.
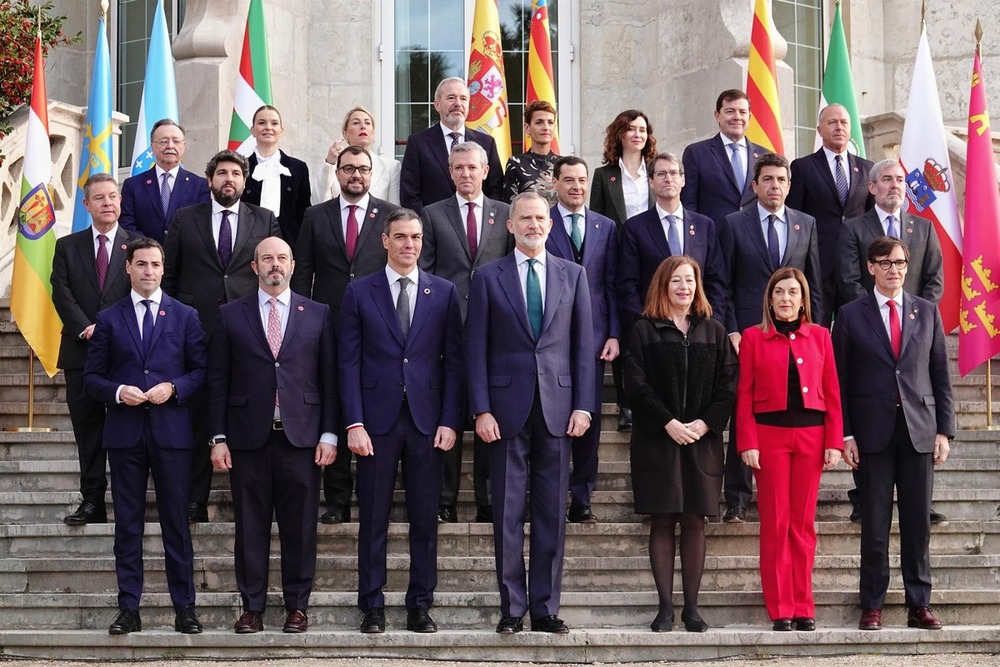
[888,300,902,359]
[466,202,478,259]
[218,210,233,268]
[345,205,359,262]
[96,234,109,291]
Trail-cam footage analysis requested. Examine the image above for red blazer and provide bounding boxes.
[736,322,843,453]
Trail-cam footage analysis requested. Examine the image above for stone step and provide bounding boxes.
[2,521,997,561]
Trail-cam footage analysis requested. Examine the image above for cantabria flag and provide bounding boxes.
[11,33,62,377]
[227,0,272,156]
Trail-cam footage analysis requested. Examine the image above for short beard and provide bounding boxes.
[211,186,242,207]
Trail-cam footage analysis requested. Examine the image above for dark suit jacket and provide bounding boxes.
[832,291,954,453]
[291,196,399,318]
[51,226,140,369]
[83,293,207,449]
[418,195,512,320]
[618,207,728,328]
[719,206,823,332]
[546,206,620,364]
[120,166,211,242]
[241,150,312,249]
[339,269,465,435]
[466,253,595,437]
[162,201,280,335]
[208,291,338,450]
[787,149,874,292]
[681,133,767,224]
[836,208,945,305]
[589,164,655,227]
[399,125,504,214]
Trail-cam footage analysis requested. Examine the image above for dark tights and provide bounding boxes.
[649,512,706,617]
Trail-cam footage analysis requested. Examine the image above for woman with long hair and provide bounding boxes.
[318,106,401,204]
[589,109,656,227]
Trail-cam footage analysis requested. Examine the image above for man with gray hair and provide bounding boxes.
[400,76,504,214]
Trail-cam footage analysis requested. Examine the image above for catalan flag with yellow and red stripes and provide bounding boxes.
[525,0,559,154]
[745,0,784,154]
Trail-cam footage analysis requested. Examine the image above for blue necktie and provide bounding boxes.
[160,172,172,217]
[767,214,781,269]
[141,299,154,358]
[730,143,745,192]
[526,258,543,340]
[666,214,682,256]
[834,155,849,206]
[886,214,900,239]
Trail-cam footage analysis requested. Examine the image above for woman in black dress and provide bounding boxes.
[624,255,738,632]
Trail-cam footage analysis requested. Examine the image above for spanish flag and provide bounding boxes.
[467,0,512,165]
[746,0,785,155]
[11,33,62,378]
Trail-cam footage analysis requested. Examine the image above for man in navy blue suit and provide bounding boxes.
[399,77,504,214]
[619,151,728,328]
[681,89,767,225]
[467,191,595,634]
[120,119,210,242]
[340,209,465,634]
[208,236,338,635]
[545,155,619,524]
[83,237,207,635]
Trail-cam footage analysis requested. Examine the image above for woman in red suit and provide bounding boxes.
[736,267,843,631]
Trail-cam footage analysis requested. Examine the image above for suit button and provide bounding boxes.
[144,369,149,374]
[223,274,229,279]
[403,358,409,364]
[275,362,280,367]
[796,358,804,364]
[802,386,809,393]
[350,273,356,278]
[789,333,796,340]
[896,370,901,375]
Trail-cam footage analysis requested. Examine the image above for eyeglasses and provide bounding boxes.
[652,170,683,180]
[338,165,372,175]
[874,259,908,270]
[153,138,185,146]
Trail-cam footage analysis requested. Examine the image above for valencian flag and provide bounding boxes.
[11,32,62,377]
[71,12,113,232]
[467,0,512,166]
[817,1,865,156]
[958,46,1000,376]
[228,0,272,155]
[745,0,784,155]
[525,0,559,153]
[899,27,962,333]
[129,0,179,175]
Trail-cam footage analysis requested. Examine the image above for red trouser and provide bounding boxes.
[751,423,825,620]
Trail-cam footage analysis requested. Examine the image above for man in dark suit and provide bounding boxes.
[545,155,619,524]
[120,119,210,242]
[681,89,767,225]
[163,149,281,522]
[619,151,728,328]
[340,209,465,634]
[833,235,954,632]
[467,192,595,634]
[52,173,141,526]
[718,152,822,523]
[787,104,874,325]
[836,158,947,524]
[208,236,338,635]
[82,237,207,635]
[292,145,400,524]
[419,141,512,524]
[241,105,312,248]
[399,77,504,214]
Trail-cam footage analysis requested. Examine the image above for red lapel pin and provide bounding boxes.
[297,305,304,311]
[146,180,152,185]
[794,224,800,231]
[158,310,166,317]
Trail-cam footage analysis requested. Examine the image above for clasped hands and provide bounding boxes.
[665,418,709,445]
[119,382,172,406]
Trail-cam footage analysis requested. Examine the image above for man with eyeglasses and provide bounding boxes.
[292,145,400,525]
[120,119,210,242]
[833,235,953,632]
[836,158,947,525]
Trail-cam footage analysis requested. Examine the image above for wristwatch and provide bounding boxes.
[208,436,227,448]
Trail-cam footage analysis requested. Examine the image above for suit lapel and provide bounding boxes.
[846,154,869,202]
[119,298,144,357]
[711,136,741,195]
[606,166,627,223]
[167,169,201,221]
[407,270,434,344]
[355,199,384,259]
[782,211,801,265]
[812,149,842,204]
[498,255,535,340]
[240,295,271,353]
[327,200,349,262]
[74,231,101,294]
[900,211,915,247]
[899,292,920,358]
[541,256,566,335]
[447,198,472,262]
[860,293,896,358]
[581,211,601,267]
[642,210,671,257]
[195,205,224,270]
[429,127,452,180]
[278,293,306,357]
[142,168,167,226]
[476,199,502,267]
[743,209,772,268]
[372,272,406,347]
[863,209,884,240]
[231,203,256,260]
[146,295,170,354]
[547,207,575,261]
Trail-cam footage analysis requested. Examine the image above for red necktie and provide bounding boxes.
[888,300,902,359]
[466,202,478,259]
[345,204,359,262]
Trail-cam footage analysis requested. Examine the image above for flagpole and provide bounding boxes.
[4,352,53,433]
[975,18,995,430]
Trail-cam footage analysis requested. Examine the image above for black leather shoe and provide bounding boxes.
[476,505,493,523]
[320,508,349,524]
[772,618,793,631]
[360,607,385,634]
[793,617,816,631]
[406,607,438,633]
[234,610,263,633]
[496,616,523,634]
[617,408,633,431]
[681,609,708,632]
[437,506,458,523]
[64,501,107,526]
[929,508,948,525]
[108,608,141,635]
[174,604,203,634]
[849,506,862,524]
[722,506,746,523]
[531,615,569,633]
[187,502,208,523]
[650,609,673,632]
[568,506,598,524]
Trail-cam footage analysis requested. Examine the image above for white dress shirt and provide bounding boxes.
[556,203,586,245]
[154,165,180,194]
[619,157,649,221]
[340,193,371,239]
[91,223,119,259]
[440,122,465,147]
[874,205,902,235]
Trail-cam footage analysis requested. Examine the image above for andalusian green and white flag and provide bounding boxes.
[817,1,865,156]
[227,0,272,155]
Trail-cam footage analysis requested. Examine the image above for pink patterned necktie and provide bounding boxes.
[267,297,282,405]
[96,234,109,291]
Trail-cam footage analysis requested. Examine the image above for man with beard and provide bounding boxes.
[163,149,280,522]
[209,236,338,634]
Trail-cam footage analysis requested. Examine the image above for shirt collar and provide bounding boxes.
[154,165,180,180]
[721,134,746,150]
[655,202,683,220]
[385,264,419,285]
[514,248,546,266]
[874,288,903,310]
[556,203,585,219]
[874,205,901,223]
[211,199,240,217]
[92,223,119,242]
[130,288,163,307]
[456,192,485,209]
[341,193,371,213]
[757,203,786,222]
[822,146,848,163]
[258,287,291,307]
[440,123,464,142]
[618,157,647,178]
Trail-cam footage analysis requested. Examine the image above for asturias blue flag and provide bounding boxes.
[72,15,114,232]
[130,0,179,176]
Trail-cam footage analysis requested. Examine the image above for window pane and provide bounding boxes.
[774,0,823,157]
[427,0,464,51]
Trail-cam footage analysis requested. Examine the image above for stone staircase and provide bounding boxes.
[1,298,1000,662]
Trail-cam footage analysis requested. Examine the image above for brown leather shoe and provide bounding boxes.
[858,608,882,630]
[907,606,943,630]
[234,610,263,634]
[283,609,309,633]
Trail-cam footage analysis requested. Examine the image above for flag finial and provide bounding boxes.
[101,0,109,17]
[920,0,926,30]
[975,18,983,55]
